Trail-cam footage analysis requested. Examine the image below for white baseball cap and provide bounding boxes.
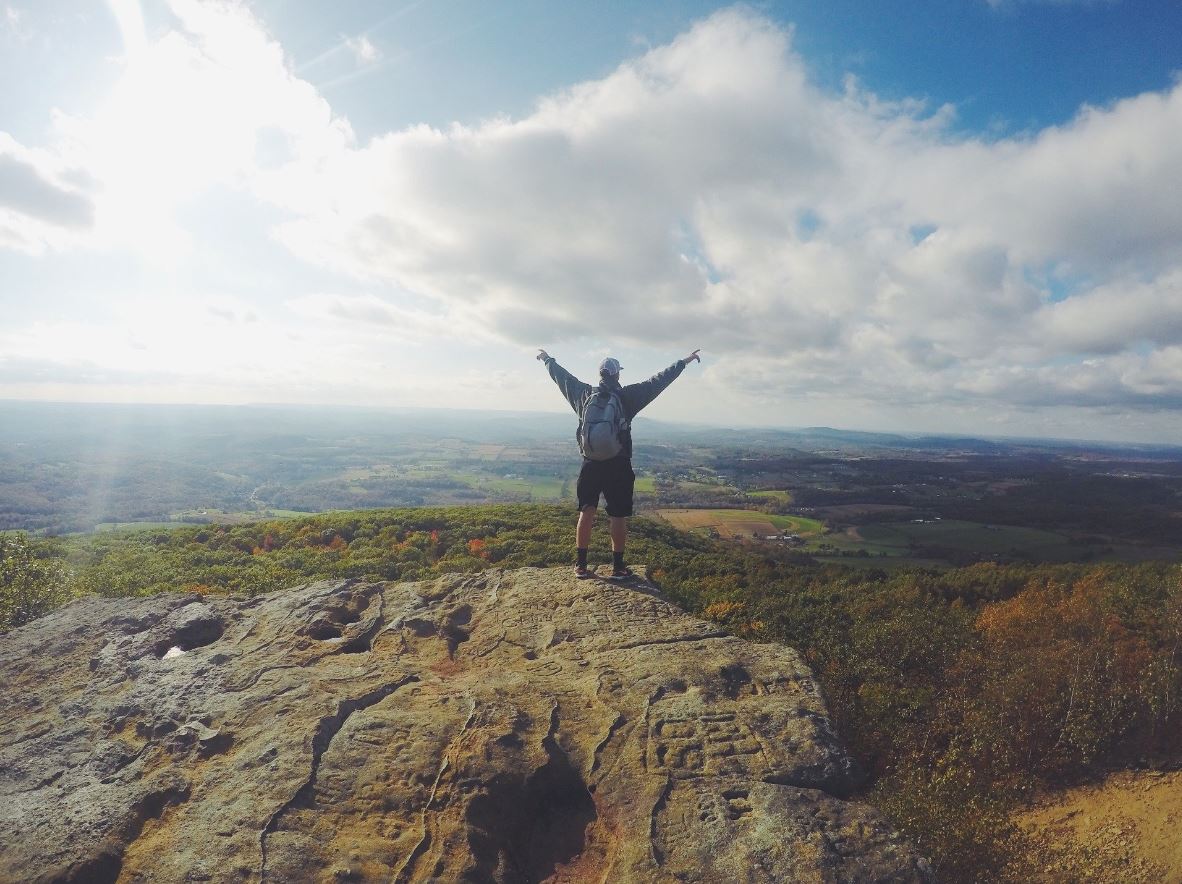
[598,357,623,375]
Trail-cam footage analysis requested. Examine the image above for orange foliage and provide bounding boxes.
[702,601,745,622]
[972,574,1160,775]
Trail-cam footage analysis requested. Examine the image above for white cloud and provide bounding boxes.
[3,5,31,41]
[0,132,95,253]
[344,33,379,65]
[44,0,353,259]
[285,292,457,341]
[106,0,147,57]
[1032,270,1182,356]
[257,7,1182,424]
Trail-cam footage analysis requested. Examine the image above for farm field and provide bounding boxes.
[811,518,1082,563]
[168,509,266,526]
[93,507,317,533]
[93,521,178,532]
[671,480,732,493]
[654,508,826,540]
[864,519,1077,558]
[811,503,915,519]
[338,466,398,481]
[747,489,792,503]
[473,473,567,500]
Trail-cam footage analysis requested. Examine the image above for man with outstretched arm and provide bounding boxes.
[536,348,701,579]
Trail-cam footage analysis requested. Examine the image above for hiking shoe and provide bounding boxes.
[608,566,635,580]
[575,565,594,579]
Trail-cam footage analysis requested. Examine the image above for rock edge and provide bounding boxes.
[1,567,932,883]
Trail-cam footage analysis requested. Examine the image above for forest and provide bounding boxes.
[4,503,1182,881]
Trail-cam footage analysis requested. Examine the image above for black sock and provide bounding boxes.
[577,548,588,568]
[613,550,624,570]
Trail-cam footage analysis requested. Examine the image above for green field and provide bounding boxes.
[93,507,318,533]
[634,475,657,493]
[760,512,823,533]
[812,519,1080,562]
[675,480,731,493]
[93,521,178,532]
[656,508,825,540]
[476,475,567,500]
[339,467,397,480]
[748,489,793,503]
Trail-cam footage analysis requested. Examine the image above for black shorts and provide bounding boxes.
[576,457,635,517]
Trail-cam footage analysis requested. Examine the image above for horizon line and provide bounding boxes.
[2,397,1180,452]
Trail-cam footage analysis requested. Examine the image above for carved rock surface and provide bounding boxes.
[0,567,932,883]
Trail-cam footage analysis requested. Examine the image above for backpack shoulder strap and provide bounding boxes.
[608,389,629,426]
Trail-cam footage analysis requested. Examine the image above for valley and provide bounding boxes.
[3,401,1179,569]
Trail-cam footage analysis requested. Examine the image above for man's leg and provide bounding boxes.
[609,516,629,574]
[604,459,635,576]
[609,516,627,553]
[577,505,597,550]
[574,461,602,575]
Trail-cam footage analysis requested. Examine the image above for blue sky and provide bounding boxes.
[255,0,1182,138]
[2,0,1181,441]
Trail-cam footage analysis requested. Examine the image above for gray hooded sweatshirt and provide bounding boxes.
[541,356,687,460]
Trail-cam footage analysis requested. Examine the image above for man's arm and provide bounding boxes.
[537,349,592,414]
[621,350,701,417]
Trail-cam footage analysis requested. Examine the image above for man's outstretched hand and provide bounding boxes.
[683,349,701,364]
[536,349,550,362]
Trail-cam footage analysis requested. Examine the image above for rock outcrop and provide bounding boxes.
[1,567,931,882]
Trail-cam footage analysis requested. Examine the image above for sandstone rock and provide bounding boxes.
[1,567,932,882]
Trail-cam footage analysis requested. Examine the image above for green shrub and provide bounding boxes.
[0,533,74,632]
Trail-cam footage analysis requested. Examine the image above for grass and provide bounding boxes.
[675,480,732,493]
[748,489,793,503]
[168,509,264,525]
[93,521,178,532]
[811,528,900,557]
[635,475,657,493]
[809,519,1081,563]
[338,466,397,481]
[91,507,318,533]
[478,475,567,500]
[655,508,826,540]
[866,520,1075,557]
